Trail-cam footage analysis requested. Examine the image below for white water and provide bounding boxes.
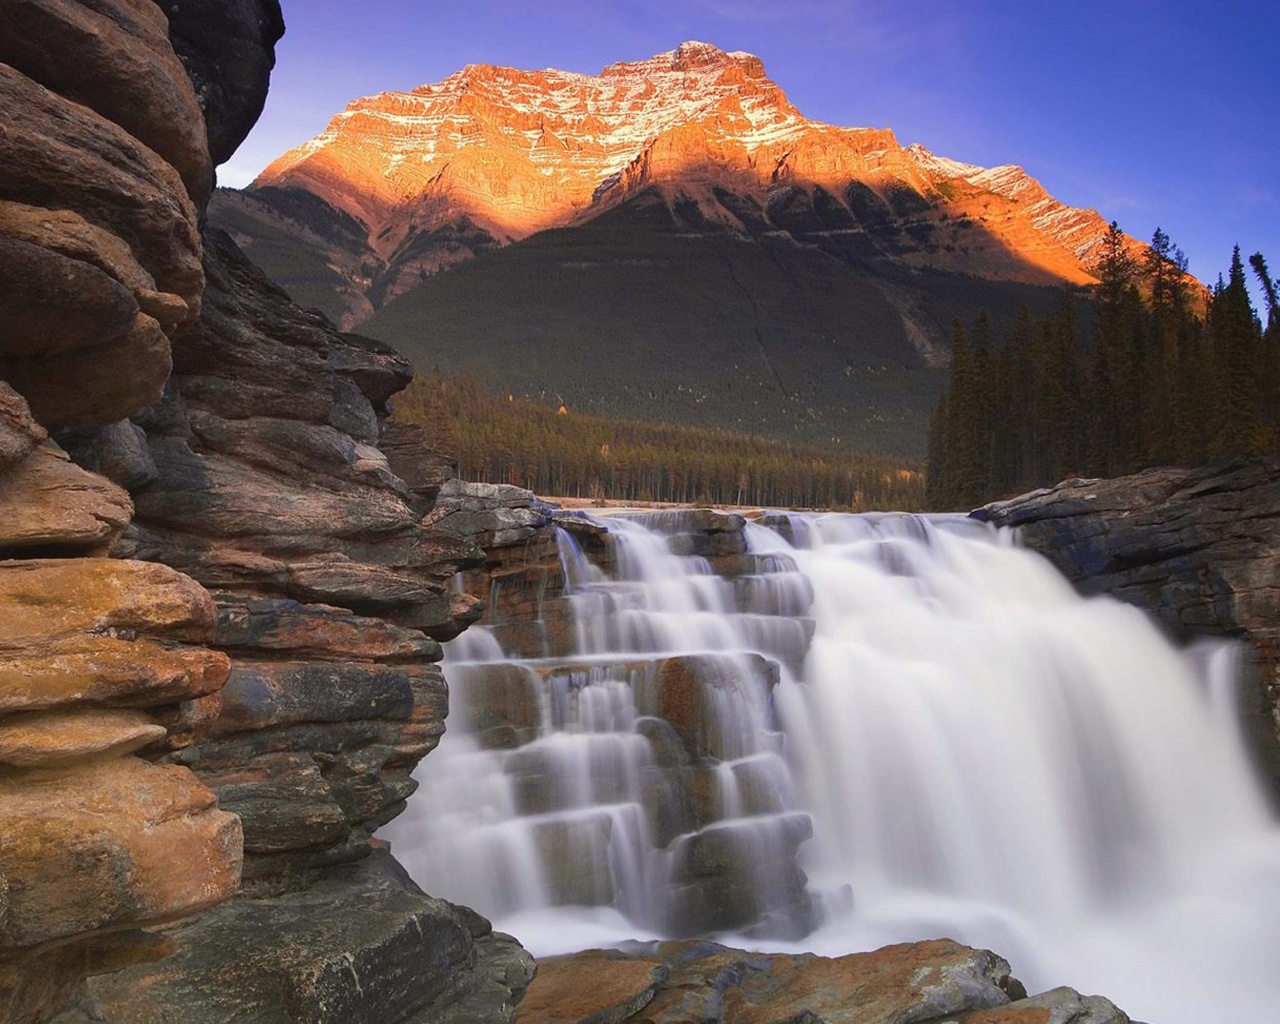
[381,511,1280,1023]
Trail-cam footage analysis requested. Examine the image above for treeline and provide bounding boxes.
[393,371,926,510]
[928,224,1280,510]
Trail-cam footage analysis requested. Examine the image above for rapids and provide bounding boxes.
[381,511,1280,1023]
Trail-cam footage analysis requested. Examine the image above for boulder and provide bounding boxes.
[155,0,286,168]
[0,708,165,768]
[518,938,1031,1024]
[0,381,45,471]
[0,757,242,950]
[0,63,202,314]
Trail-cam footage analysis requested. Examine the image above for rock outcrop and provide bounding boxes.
[1,2,531,1021]
[977,453,1280,788]
[517,939,1131,1024]
[0,3,240,1016]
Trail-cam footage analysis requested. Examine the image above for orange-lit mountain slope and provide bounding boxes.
[211,42,1172,457]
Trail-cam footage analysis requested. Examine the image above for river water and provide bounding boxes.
[381,511,1280,1022]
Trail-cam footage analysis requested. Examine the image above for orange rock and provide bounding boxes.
[0,757,242,949]
[0,638,229,716]
[0,440,132,556]
[0,708,166,768]
[0,558,218,646]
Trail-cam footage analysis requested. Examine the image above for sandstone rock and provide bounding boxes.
[516,948,667,1024]
[2,928,175,1024]
[58,418,159,492]
[0,63,203,314]
[379,419,456,512]
[0,381,45,472]
[215,597,442,662]
[81,849,534,1024]
[163,658,448,875]
[0,200,161,299]
[0,637,229,716]
[0,558,218,646]
[0,0,213,204]
[156,0,286,167]
[0,708,165,768]
[519,938,1025,1024]
[0,757,242,949]
[958,985,1131,1023]
[0,440,132,556]
[0,233,137,358]
[3,311,174,430]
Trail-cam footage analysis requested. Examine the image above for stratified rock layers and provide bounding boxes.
[0,1,238,1017]
[518,939,1130,1024]
[1,1,530,1021]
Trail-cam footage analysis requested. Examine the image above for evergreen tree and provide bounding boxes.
[1210,247,1263,456]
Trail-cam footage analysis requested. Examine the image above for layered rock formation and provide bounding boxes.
[518,939,1131,1024]
[978,453,1280,789]
[0,2,238,1016]
[1,2,534,1020]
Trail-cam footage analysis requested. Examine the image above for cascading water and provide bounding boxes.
[381,510,1280,1023]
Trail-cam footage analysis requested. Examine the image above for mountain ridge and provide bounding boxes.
[211,41,1175,457]
[238,40,1146,325]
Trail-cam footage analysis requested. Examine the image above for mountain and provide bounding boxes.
[212,41,1159,457]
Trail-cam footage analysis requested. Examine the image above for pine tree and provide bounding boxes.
[1210,247,1264,456]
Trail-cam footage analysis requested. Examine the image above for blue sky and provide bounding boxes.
[225,0,1280,298]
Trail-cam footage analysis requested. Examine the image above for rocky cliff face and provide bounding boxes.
[0,2,533,1021]
[978,454,1280,790]
[0,1,235,1017]
[237,40,1147,326]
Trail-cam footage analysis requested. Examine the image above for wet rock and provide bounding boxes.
[452,663,543,749]
[656,654,780,761]
[666,812,814,935]
[977,453,1280,787]
[519,938,1029,1024]
[80,848,534,1024]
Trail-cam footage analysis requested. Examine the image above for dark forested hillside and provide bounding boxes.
[393,372,926,510]
[359,197,1078,461]
[928,225,1280,510]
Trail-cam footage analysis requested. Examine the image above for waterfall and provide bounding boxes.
[380,511,1280,1023]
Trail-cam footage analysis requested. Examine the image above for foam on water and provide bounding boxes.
[381,511,1280,1023]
